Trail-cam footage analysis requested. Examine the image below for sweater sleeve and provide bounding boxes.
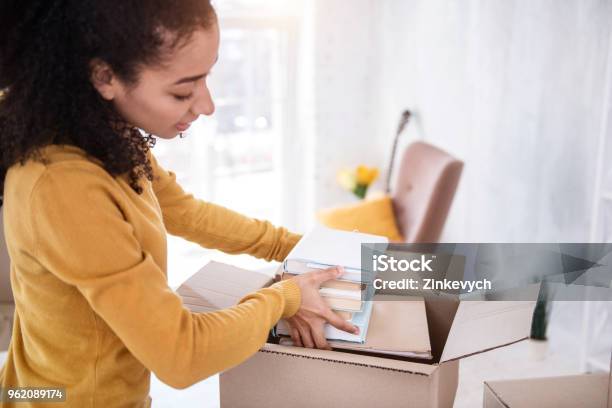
[29,164,302,389]
[148,152,301,262]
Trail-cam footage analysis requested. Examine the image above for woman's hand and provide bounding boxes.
[285,266,359,350]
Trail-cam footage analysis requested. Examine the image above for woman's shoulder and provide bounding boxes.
[8,143,106,170]
[4,144,118,203]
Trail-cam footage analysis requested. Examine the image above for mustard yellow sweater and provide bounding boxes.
[0,144,302,407]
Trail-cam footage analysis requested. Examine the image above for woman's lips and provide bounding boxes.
[176,122,191,132]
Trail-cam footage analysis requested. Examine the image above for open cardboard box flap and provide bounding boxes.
[439,296,538,362]
[177,261,539,367]
[431,285,540,363]
[178,261,274,311]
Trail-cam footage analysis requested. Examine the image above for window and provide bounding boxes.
[153,6,299,287]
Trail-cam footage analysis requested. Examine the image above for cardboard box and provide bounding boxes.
[178,262,538,408]
[0,211,13,303]
[220,343,459,408]
[0,303,14,351]
[609,354,612,408]
[0,211,14,351]
[484,373,611,408]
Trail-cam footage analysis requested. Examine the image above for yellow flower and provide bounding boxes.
[356,165,379,186]
[337,168,357,191]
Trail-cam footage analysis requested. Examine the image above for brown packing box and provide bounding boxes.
[483,372,612,408]
[0,211,14,351]
[177,261,538,408]
[0,211,13,303]
[0,303,14,351]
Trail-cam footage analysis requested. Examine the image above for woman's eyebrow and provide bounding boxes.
[173,55,220,85]
[173,73,206,85]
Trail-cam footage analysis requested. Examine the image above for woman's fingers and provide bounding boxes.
[323,309,360,335]
[313,266,344,285]
[313,267,359,334]
[310,323,331,350]
[290,326,302,347]
[293,316,315,348]
[286,265,359,350]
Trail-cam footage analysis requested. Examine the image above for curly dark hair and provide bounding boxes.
[0,0,216,205]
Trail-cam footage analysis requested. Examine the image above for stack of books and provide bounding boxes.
[278,294,433,359]
[282,267,366,314]
[275,225,388,343]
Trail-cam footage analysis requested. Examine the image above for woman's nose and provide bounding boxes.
[191,84,215,117]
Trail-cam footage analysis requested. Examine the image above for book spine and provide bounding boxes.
[284,259,365,283]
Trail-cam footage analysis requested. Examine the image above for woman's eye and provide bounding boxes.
[173,93,193,101]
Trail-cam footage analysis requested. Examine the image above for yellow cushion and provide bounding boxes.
[317,195,404,242]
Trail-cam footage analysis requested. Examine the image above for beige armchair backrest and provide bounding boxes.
[392,142,463,243]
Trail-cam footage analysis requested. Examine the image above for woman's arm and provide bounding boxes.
[148,151,301,262]
[29,164,301,388]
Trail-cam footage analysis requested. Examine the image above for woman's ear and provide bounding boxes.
[89,58,117,100]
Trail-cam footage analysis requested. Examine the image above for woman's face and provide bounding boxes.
[93,25,220,139]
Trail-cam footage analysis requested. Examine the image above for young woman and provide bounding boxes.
[0,1,358,406]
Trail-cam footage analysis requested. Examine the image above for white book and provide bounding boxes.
[319,287,362,300]
[276,300,374,343]
[283,224,389,283]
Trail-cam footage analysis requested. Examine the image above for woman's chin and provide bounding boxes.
[153,130,181,140]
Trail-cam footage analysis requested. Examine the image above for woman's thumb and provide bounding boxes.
[317,266,344,283]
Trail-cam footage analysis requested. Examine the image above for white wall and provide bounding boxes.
[303,0,385,213]
[378,0,612,243]
[306,0,612,243]
[304,0,612,371]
